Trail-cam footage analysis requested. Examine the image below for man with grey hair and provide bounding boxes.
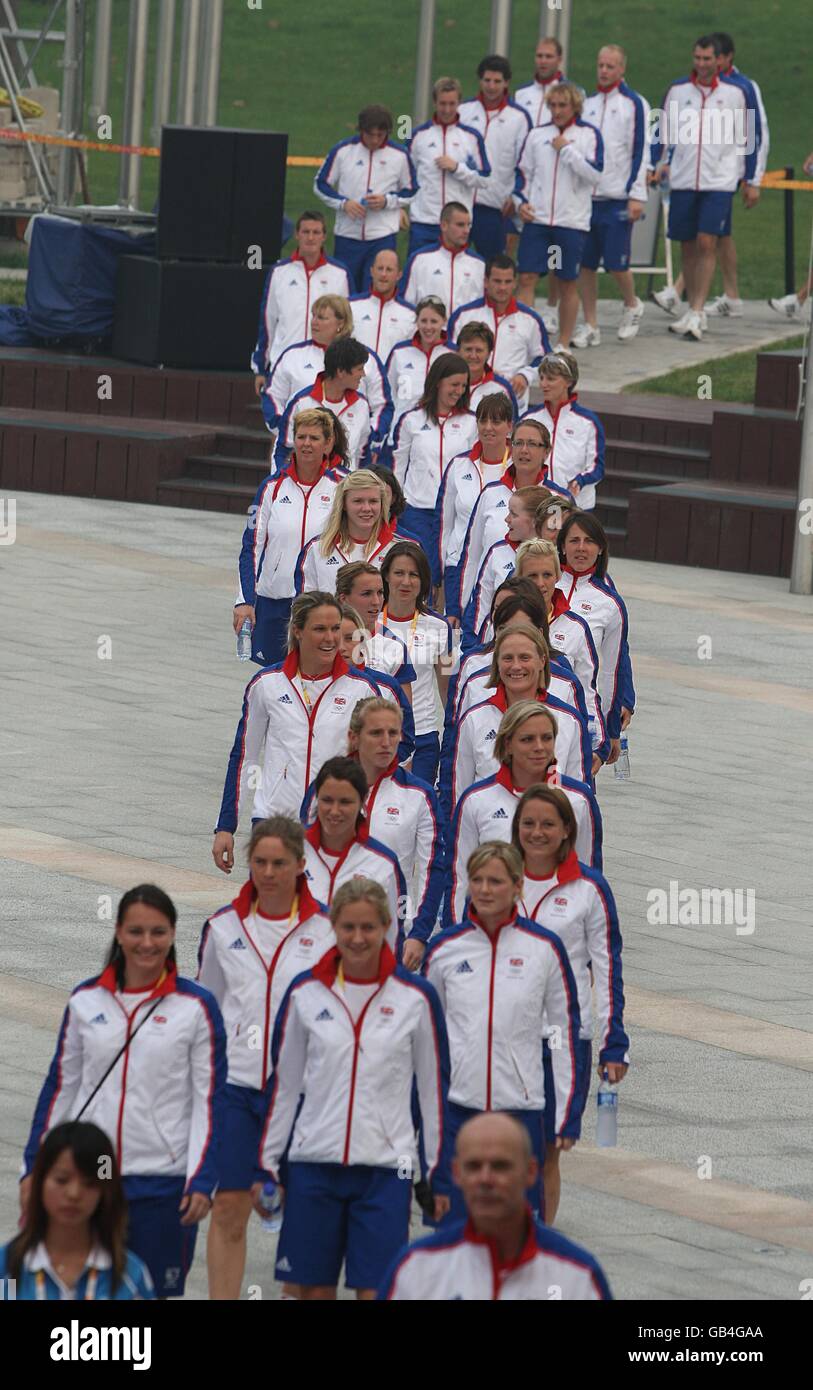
[407,77,491,256]
[378,1112,613,1300]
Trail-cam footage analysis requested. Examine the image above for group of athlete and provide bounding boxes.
[8,25,771,1306]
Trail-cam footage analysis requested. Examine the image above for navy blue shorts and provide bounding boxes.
[399,503,439,585]
[218,1082,268,1191]
[471,204,507,258]
[440,1102,545,1226]
[407,220,442,258]
[411,730,440,789]
[667,189,733,242]
[334,233,397,294]
[543,1037,592,1143]
[582,198,633,272]
[252,594,292,667]
[277,1161,412,1289]
[517,223,587,281]
[122,1175,198,1298]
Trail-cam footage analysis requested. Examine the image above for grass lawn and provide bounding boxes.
[622,334,805,401]
[8,0,813,299]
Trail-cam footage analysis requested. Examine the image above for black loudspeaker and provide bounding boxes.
[158,126,288,265]
[112,256,264,369]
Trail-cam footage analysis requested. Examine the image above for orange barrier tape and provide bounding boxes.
[0,126,325,167]
[761,177,813,192]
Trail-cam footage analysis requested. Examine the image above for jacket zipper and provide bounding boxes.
[338,986,383,1163]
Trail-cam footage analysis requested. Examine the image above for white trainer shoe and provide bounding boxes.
[571,323,601,348]
[768,292,806,320]
[668,310,703,340]
[617,298,645,341]
[705,294,744,317]
[652,285,680,315]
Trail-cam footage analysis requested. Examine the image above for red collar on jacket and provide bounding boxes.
[485,295,518,318]
[371,288,397,303]
[440,238,470,257]
[310,372,362,407]
[493,761,559,794]
[231,873,322,926]
[282,649,349,682]
[523,848,583,886]
[547,391,577,421]
[464,1206,539,1274]
[535,72,564,88]
[411,330,447,359]
[503,463,547,488]
[555,116,578,133]
[488,684,547,714]
[478,93,509,114]
[691,71,719,91]
[283,455,332,485]
[98,960,178,997]
[311,940,397,987]
[468,904,519,933]
[433,113,460,126]
[597,81,621,94]
[305,817,370,852]
[561,563,596,581]
[550,588,570,619]
[292,251,327,272]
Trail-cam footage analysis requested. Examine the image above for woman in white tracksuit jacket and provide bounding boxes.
[197,815,334,1300]
[522,350,605,508]
[424,841,583,1224]
[22,884,226,1299]
[294,469,399,593]
[385,295,449,429]
[512,785,628,1223]
[213,591,381,871]
[255,877,451,1299]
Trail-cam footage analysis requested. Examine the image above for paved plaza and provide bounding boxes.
[2,489,812,1300]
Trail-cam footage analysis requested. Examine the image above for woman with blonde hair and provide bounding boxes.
[447,621,590,810]
[294,469,397,592]
[424,841,583,1224]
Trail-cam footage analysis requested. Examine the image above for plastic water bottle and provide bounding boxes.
[614,734,631,780]
[259,1179,282,1233]
[596,1073,618,1148]
[237,619,252,662]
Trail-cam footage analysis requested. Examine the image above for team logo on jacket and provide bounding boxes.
[492,807,508,819]
[90,1012,108,1025]
[333,696,347,706]
[316,1008,334,1022]
[279,495,292,504]
[462,471,472,480]
[386,806,400,817]
[153,1015,168,1025]
[229,938,247,949]
[380,1005,394,1017]
[299,937,313,948]
[509,958,523,967]
[455,960,473,974]
[565,428,574,436]
[485,729,496,741]
[554,896,567,906]
[278,693,293,703]
[320,494,331,503]
[496,499,507,509]
[327,555,340,565]
[580,602,593,613]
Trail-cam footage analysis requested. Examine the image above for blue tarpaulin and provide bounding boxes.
[0,304,36,345]
[25,215,156,341]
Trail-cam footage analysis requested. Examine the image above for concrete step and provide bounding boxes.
[156,475,255,513]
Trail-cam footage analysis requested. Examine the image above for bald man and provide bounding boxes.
[350,249,417,362]
[378,1114,612,1300]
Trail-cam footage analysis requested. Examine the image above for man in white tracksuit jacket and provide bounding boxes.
[458,55,531,258]
[407,77,491,254]
[251,211,350,384]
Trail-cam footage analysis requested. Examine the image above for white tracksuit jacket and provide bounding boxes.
[449,297,551,412]
[731,67,769,185]
[197,878,332,1090]
[423,909,583,1134]
[458,96,531,210]
[24,966,226,1195]
[582,83,650,202]
[294,520,399,594]
[314,135,417,240]
[447,766,602,925]
[519,849,629,1065]
[556,568,630,740]
[276,381,372,471]
[408,117,491,224]
[402,243,486,318]
[515,118,604,231]
[379,1219,612,1300]
[465,538,523,640]
[251,254,350,376]
[514,71,568,129]
[259,945,449,1182]
[351,292,417,364]
[235,460,347,608]
[458,471,568,612]
[448,688,590,808]
[469,370,519,417]
[386,336,451,427]
[301,820,409,946]
[650,73,757,191]
[522,396,605,510]
[391,405,479,511]
[264,339,391,444]
[438,445,513,582]
[456,664,589,745]
[380,607,458,739]
[216,652,381,829]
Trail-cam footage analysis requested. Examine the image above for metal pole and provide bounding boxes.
[118,0,150,208]
[151,0,176,145]
[56,0,82,205]
[557,0,573,74]
[176,0,203,125]
[489,0,512,57]
[784,165,795,295]
[789,213,813,594]
[197,0,224,127]
[540,0,557,41]
[88,0,113,123]
[413,0,436,127]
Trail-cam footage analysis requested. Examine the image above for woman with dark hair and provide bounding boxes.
[380,541,458,786]
[385,294,449,428]
[197,815,334,1300]
[512,785,628,1223]
[454,322,519,415]
[391,352,477,583]
[21,885,226,1299]
[213,591,381,871]
[555,510,635,759]
[3,1122,153,1300]
[438,391,514,623]
[255,877,449,1299]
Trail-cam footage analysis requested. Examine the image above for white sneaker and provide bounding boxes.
[552,341,569,353]
[768,292,805,320]
[617,298,645,341]
[652,285,680,315]
[668,309,703,340]
[542,309,559,334]
[571,323,601,348]
[705,294,744,317]
[700,310,708,330]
